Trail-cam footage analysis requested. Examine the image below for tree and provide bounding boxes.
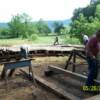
[8,14,23,37]
[52,21,64,35]
[60,26,70,34]
[0,28,11,38]
[95,4,100,20]
[72,8,83,21]
[8,13,37,38]
[70,14,87,34]
[70,1,100,43]
[36,19,51,35]
[72,5,96,22]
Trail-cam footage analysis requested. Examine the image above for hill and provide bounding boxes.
[0,23,8,28]
[0,19,71,29]
[46,19,71,26]
[46,19,71,29]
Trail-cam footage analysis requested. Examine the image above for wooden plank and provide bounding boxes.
[65,51,73,69]
[4,60,31,69]
[61,44,84,48]
[48,65,100,84]
[19,70,80,100]
[75,52,86,60]
[84,94,100,100]
[0,58,35,65]
[65,49,86,71]
[72,50,76,72]
[0,46,84,53]
[0,46,86,59]
[35,75,80,100]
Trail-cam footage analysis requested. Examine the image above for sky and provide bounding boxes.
[0,0,90,22]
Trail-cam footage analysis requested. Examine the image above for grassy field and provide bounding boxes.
[0,35,81,46]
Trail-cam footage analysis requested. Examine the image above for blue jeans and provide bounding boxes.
[86,56,98,86]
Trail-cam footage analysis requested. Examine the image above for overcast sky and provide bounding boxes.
[0,0,90,22]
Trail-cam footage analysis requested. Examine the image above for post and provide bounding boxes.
[72,50,76,72]
[65,51,73,69]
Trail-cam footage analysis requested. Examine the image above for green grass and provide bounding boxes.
[0,38,31,46]
[0,35,81,46]
[33,36,59,44]
[33,35,81,45]
[62,35,81,44]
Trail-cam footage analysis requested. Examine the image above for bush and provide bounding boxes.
[28,34,38,41]
[63,34,81,44]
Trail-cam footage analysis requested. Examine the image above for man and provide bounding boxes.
[81,33,89,45]
[85,29,100,86]
[53,36,59,45]
[20,45,29,59]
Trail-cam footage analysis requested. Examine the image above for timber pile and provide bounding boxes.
[0,45,85,62]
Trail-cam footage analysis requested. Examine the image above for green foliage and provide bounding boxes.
[28,34,38,41]
[60,26,70,34]
[8,13,39,39]
[60,34,80,44]
[72,1,100,21]
[0,28,12,38]
[52,21,64,35]
[70,14,88,42]
[70,1,100,43]
[0,13,52,40]
[95,4,100,20]
[0,35,81,46]
[8,14,23,37]
[36,19,51,35]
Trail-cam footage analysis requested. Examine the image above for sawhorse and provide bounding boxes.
[1,59,35,89]
[64,49,86,72]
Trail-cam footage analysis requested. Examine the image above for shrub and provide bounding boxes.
[28,34,38,41]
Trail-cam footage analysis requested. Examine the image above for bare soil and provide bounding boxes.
[0,56,99,100]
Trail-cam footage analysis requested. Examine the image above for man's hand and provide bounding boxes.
[91,55,96,59]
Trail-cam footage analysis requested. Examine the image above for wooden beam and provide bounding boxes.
[75,52,86,60]
[8,68,16,77]
[65,51,73,69]
[19,70,80,100]
[35,75,80,100]
[72,50,76,72]
[48,65,100,84]
[84,94,100,100]
[68,62,87,66]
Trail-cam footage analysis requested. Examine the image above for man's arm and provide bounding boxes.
[86,39,96,59]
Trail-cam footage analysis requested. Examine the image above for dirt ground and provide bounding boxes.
[0,56,69,100]
[0,56,100,100]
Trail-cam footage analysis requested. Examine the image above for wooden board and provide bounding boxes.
[35,75,80,100]
[48,65,100,84]
[84,94,100,100]
[0,45,84,52]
